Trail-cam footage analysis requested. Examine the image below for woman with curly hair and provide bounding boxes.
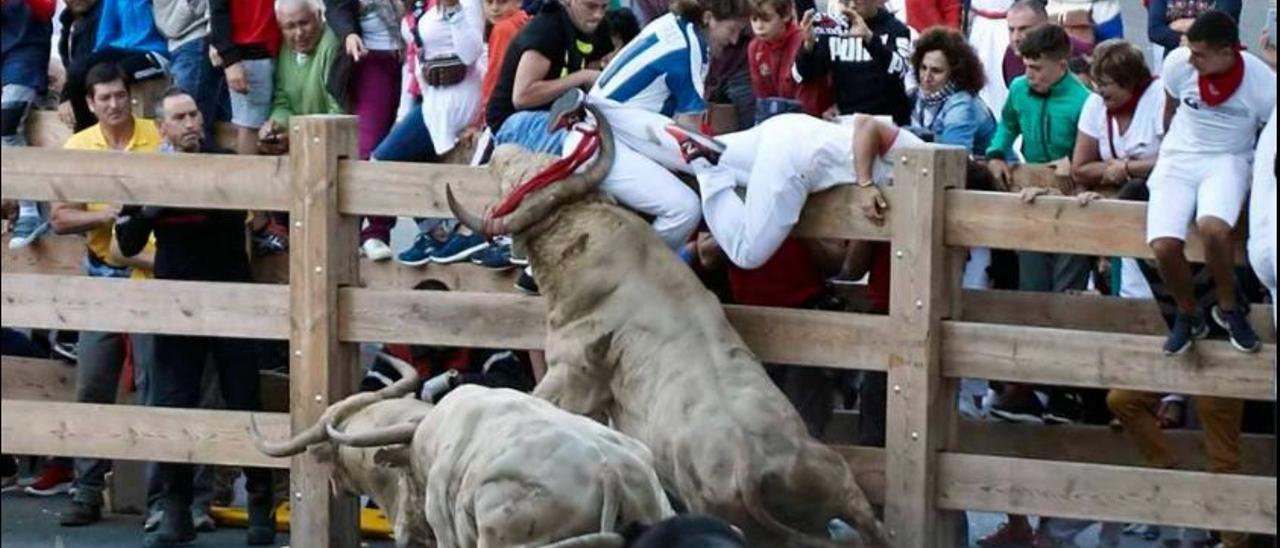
[908,26,997,155]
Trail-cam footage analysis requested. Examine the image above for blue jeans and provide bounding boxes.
[372,103,452,235]
[373,103,438,163]
[168,37,228,141]
[493,110,568,155]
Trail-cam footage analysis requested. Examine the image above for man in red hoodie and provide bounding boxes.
[210,0,281,155]
[746,0,831,122]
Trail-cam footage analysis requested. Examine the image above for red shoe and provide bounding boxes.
[977,521,1035,547]
[24,462,74,496]
[664,124,725,166]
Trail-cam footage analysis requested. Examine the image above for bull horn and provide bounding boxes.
[492,103,615,235]
[446,185,488,236]
[375,352,422,399]
[249,413,328,457]
[538,533,627,548]
[326,419,420,448]
[248,390,382,457]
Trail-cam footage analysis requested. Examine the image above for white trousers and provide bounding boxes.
[970,11,1011,120]
[692,115,914,269]
[1146,151,1252,243]
[564,102,700,250]
[1249,111,1277,329]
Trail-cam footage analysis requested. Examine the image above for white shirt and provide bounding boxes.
[591,14,707,116]
[1161,47,1277,156]
[1078,81,1167,162]
[413,0,485,155]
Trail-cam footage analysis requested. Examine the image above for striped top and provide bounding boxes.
[591,13,708,116]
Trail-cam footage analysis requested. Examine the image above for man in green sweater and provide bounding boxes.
[257,0,344,154]
[986,23,1092,294]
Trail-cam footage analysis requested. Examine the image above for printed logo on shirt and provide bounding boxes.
[1182,95,1251,119]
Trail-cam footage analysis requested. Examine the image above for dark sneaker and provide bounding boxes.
[59,501,102,527]
[547,88,587,131]
[470,244,514,270]
[1043,391,1083,425]
[665,124,726,166]
[397,232,445,267]
[989,393,1045,424]
[514,267,539,296]
[24,462,74,496]
[251,220,289,257]
[49,330,78,363]
[1164,311,1209,356]
[9,213,48,249]
[192,508,216,533]
[246,497,276,546]
[430,230,490,264]
[977,520,1035,547]
[1211,305,1261,353]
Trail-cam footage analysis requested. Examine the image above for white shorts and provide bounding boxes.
[228,58,275,129]
[1146,152,1252,243]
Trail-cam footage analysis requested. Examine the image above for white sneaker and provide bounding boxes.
[362,238,394,261]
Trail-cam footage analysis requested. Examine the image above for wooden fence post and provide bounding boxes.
[288,115,361,547]
[884,146,968,546]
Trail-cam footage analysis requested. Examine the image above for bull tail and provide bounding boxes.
[537,533,626,548]
[599,465,621,534]
[732,452,850,548]
[837,474,889,547]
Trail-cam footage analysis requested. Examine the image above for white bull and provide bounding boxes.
[328,385,676,548]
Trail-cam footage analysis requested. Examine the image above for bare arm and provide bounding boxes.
[109,236,153,270]
[511,50,597,110]
[49,202,117,235]
[1070,131,1107,189]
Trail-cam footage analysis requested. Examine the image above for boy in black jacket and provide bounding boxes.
[794,0,913,124]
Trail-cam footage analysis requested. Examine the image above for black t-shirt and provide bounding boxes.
[485,1,613,130]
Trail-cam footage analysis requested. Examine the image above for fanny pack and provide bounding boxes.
[422,54,468,87]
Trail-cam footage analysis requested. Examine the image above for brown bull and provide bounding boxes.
[449,105,888,547]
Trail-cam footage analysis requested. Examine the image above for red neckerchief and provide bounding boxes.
[1199,47,1246,108]
[1105,76,1155,158]
[489,127,600,219]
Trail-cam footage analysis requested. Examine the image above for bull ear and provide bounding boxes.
[374,446,412,468]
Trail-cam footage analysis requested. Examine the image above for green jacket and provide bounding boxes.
[986,72,1090,163]
[270,28,345,124]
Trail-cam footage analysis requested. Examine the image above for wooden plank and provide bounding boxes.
[943,321,1276,401]
[937,452,1277,535]
[288,115,361,548]
[0,273,290,339]
[793,185,893,241]
[25,111,241,151]
[960,288,1276,343]
[1,233,84,276]
[0,356,75,401]
[946,191,1209,262]
[0,148,290,211]
[883,147,968,546]
[0,400,289,469]
[339,160,895,241]
[339,160,501,219]
[339,288,894,371]
[952,420,1276,476]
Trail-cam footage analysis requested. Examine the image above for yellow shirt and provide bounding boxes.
[63,118,161,279]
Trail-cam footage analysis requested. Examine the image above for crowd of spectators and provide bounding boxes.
[2,0,1277,546]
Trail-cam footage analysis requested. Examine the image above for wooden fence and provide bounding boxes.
[1,114,1275,547]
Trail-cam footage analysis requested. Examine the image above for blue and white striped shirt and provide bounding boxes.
[590,13,708,117]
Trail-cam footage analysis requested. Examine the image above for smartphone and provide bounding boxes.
[1267,9,1276,49]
